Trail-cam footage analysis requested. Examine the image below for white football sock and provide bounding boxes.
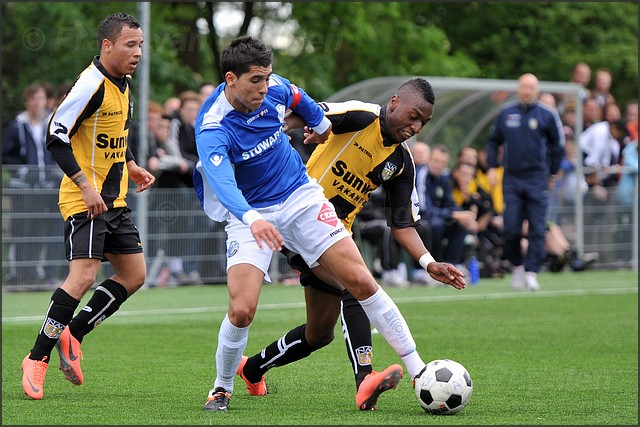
[359,287,425,378]
[213,314,249,393]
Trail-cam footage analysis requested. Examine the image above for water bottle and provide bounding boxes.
[468,256,480,285]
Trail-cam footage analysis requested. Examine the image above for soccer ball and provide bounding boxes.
[414,359,473,415]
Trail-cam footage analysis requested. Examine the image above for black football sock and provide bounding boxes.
[341,289,374,390]
[29,288,80,361]
[243,324,317,384]
[68,279,128,343]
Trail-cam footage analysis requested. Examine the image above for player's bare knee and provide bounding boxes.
[228,306,256,327]
[344,268,379,300]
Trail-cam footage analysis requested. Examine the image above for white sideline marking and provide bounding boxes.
[3,286,636,323]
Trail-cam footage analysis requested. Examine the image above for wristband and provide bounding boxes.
[242,209,264,226]
[419,253,436,270]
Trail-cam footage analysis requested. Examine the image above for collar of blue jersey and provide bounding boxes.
[93,56,129,93]
[519,99,538,112]
[379,105,399,147]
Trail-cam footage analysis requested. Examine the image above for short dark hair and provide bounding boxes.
[221,35,272,78]
[22,83,45,103]
[97,12,140,51]
[396,78,435,106]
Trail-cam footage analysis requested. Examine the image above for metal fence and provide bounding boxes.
[1,165,637,290]
[1,165,298,290]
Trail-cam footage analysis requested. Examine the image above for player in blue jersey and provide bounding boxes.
[194,36,464,412]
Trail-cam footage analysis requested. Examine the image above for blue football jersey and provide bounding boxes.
[194,74,329,223]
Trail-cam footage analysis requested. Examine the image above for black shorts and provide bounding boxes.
[281,247,343,297]
[64,207,143,261]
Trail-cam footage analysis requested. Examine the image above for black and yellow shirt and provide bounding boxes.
[306,101,420,232]
[47,57,134,219]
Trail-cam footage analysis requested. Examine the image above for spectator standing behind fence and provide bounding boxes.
[20,12,155,400]
[583,98,602,130]
[159,90,204,285]
[558,62,591,115]
[487,73,565,291]
[2,83,61,285]
[614,134,638,263]
[624,99,638,141]
[591,68,616,113]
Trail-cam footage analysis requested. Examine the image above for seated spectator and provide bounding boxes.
[416,144,478,268]
[451,161,505,278]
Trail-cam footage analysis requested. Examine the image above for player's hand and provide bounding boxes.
[80,187,108,218]
[303,122,332,145]
[426,262,466,290]
[250,219,284,251]
[128,163,155,193]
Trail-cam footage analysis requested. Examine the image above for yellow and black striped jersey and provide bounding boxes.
[306,101,421,232]
[47,57,134,219]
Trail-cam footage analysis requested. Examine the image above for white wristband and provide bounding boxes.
[419,253,436,270]
[242,209,264,226]
[312,116,331,135]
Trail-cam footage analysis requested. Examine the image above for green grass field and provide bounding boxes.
[2,270,638,425]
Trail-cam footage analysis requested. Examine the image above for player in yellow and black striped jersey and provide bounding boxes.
[306,100,420,232]
[21,13,155,401]
[240,79,467,411]
[48,57,136,220]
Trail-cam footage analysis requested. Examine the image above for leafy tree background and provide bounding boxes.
[1,1,637,126]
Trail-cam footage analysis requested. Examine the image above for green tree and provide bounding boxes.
[283,2,480,100]
[414,2,638,103]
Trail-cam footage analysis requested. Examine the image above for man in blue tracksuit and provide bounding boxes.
[486,73,565,291]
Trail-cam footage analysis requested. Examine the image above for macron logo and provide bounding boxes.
[210,155,223,167]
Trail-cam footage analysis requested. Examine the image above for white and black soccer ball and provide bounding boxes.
[414,359,473,415]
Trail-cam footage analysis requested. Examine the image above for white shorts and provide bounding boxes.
[224,181,351,282]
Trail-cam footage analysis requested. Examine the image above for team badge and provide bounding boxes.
[317,203,339,227]
[529,118,538,129]
[227,240,239,258]
[277,104,286,122]
[356,346,373,366]
[381,161,398,181]
[211,155,223,167]
[43,318,65,339]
